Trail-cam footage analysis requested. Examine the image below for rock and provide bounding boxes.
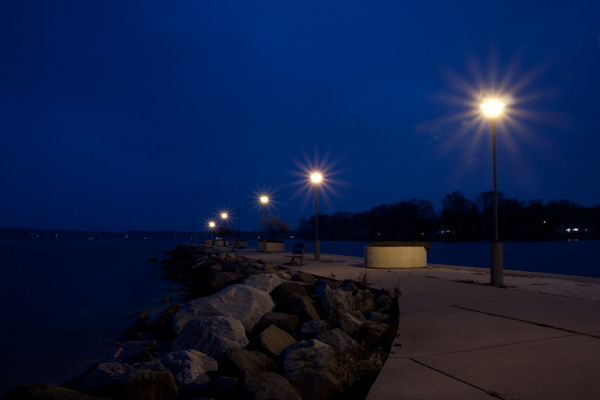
[161,350,218,387]
[337,312,366,335]
[255,325,297,357]
[123,312,148,334]
[112,340,158,363]
[291,272,314,283]
[298,320,329,340]
[3,384,112,400]
[375,294,392,309]
[316,328,363,355]
[218,347,278,377]
[281,340,342,400]
[354,289,376,315]
[342,281,360,294]
[271,282,309,302]
[367,311,392,323]
[275,294,320,323]
[235,371,302,400]
[172,284,275,333]
[274,270,292,280]
[65,360,177,400]
[253,311,299,335]
[362,320,391,345]
[180,376,238,400]
[318,285,355,323]
[243,273,285,293]
[257,262,279,272]
[145,304,181,341]
[204,270,239,293]
[171,316,249,358]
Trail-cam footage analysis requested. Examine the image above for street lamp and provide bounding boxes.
[311,172,322,261]
[260,196,268,252]
[220,213,228,246]
[481,99,505,287]
[209,221,216,245]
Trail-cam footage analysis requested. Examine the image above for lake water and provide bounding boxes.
[0,240,186,397]
[1,239,599,396]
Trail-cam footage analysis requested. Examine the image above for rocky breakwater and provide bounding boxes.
[4,244,399,400]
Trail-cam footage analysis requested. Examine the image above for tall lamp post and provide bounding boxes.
[260,196,269,252]
[209,221,216,245]
[311,172,322,261]
[220,213,228,246]
[481,99,505,287]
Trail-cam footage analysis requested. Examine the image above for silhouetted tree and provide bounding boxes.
[441,191,479,237]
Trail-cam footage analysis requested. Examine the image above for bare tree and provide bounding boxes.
[264,215,291,240]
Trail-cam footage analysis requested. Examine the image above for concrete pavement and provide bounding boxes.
[228,247,600,400]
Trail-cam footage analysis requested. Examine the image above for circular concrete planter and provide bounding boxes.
[364,245,427,269]
[256,241,285,252]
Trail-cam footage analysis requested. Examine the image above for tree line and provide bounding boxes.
[296,191,600,241]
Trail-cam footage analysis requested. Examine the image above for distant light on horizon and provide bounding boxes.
[481,99,505,117]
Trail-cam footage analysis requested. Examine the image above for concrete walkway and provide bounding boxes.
[230,247,600,400]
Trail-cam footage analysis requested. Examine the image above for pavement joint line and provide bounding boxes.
[391,333,575,359]
[452,305,600,339]
[408,358,505,399]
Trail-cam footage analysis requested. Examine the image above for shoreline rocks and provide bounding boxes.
[4,244,399,400]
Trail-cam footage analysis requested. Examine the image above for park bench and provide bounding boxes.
[284,243,306,265]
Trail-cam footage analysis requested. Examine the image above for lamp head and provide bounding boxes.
[310,172,323,184]
[260,196,269,204]
[221,213,228,219]
[209,221,216,228]
[481,99,505,118]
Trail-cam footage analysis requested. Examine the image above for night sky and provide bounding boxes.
[1,1,599,232]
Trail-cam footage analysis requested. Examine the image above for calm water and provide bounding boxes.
[0,240,186,397]
[1,239,599,396]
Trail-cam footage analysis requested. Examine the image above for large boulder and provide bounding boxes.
[218,347,278,378]
[242,273,285,293]
[172,284,274,333]
[275,294,320,323]
[3,384,112,400]
[255,325,297,358]
[297,320,329,340]
[171,316,249,358]
[271,282,310,302]
[354,289,376,315]
[316,328,363,355]
[281,340,342,400]
[253,312,299,335]
[161,350,218,387]
[337,312,366,335]
[64,360,177,400]
[318,285,355,323]
[235,371,302,400]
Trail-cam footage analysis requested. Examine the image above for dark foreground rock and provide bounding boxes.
[4,244,398,400]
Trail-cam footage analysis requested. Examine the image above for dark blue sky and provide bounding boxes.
[1,1,599,231]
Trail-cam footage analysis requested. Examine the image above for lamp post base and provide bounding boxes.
[314,240,320,261]
[491,242,503,287]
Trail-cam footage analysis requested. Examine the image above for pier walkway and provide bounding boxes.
[231,247,600,400]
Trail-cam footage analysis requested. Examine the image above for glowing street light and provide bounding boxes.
[311,172,322,261]
[208,221,216,244]
[481,99,505,287]
[219,213,229,246]
[260,196,269,252]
